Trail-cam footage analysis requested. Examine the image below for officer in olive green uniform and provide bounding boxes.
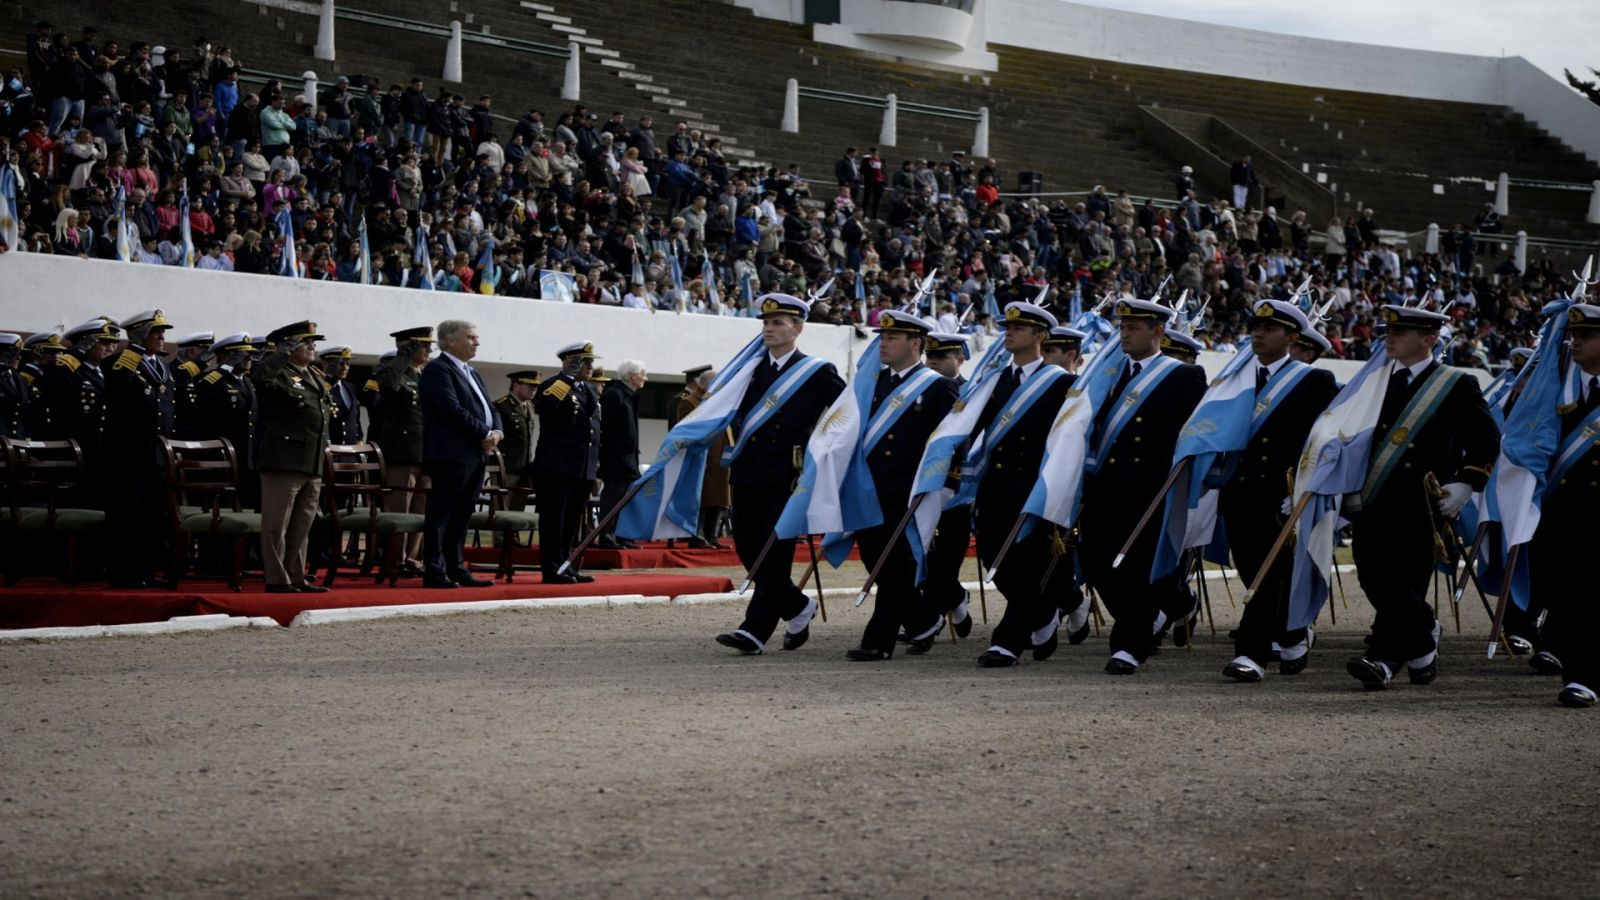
[104,309,178,588]
[253,321,334,593]
[374,326,434,571]
[493,370,539,511]
[169,331,214,439]
[196,334,259,500]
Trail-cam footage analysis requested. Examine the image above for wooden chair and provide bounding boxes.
[467,450,539,582]
[321,443,426,587]
[0,437,105,585]
[161,438,263,592]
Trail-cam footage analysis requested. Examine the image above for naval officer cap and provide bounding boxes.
[212,333,256,354]
[756,293,811,320]
[1161,330,1205,357]
[1001,301,1057,330]
[925,332,971,358]
[0,333,20,349]
[1568,303,1600,331]
[1295,328,1332,354]
[1248,298,1310,333]
[318,344,353,360]
[1378,304,1450,332]
[1044,326,1088,349]
[558,341,599,360]
[24,332,67,351]
[1113,297,1174,322]
[174,331,214,349]
[873,310,934,337]
[1508,346,1535,362]
[122,309,172,333]
[65,317,122,343]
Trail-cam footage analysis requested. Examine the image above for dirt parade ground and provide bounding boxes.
[2,559,1597,898]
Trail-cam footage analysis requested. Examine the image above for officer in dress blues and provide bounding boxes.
[1042,325,1087,374]
[715,294,845,655]
[1525,303,1600,707]
[1160,329,1204,365]
[104,309,178,588]
[534,342,603,584]
[169,331,213,439]
[0,334,29,438]
[21,332,67,437]
[1218,300,1339,682]
[1038,325,1093,643]
[919,331,977,637]
[318,345,364,445]
[972,302,1079,667]
[41,318,120,472]
[845,312,959,660]
[196,333,260,498]
[1288,327,1331,365]
[1078,297,1207,675]
[1345,304,1500,689]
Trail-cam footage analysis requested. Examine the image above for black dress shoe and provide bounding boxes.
[846,646,891,661]
[1278,654,1309,676]
[715,631,763,655]
[1067,620,1091,645]
[706,539,727,549]
[977,649,1019,668]
[1557,684,1597,708]
[422,576,459,590]
[542,572,577,585]
[572,573,596,584]
[907,620,943,655]
[1223,659,1264,682]
[1530,651,1563,675]
[1032,630,1059,661]
[687,537,712,549]
[782,625,810,651]
[952,612,973,639]
[594,537,624,550]
[1346,656,1393,689]
[1505,635,1534,656]
[295,583,331,593]
[265,584,300,594]
[1408,662,1438,685]
[451,572,494,588]
[617,539,640,550]
[1104,656,1139,675]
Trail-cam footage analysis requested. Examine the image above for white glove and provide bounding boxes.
[1279,495,1293,517]
[1437,482,1472,518]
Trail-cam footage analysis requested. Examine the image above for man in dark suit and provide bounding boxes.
[534,342,602,584]
[834,146,862,208]
[417,319,502,589]
[1216,301,1340,682]
[716,294,845,655]
[1077,298,1208,675]
[1230,155,1257,210]
[845,313,959,660]
[1346,305,1499,689]
[595,359,647,550]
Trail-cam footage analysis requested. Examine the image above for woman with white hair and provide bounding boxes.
[52,208,91,256]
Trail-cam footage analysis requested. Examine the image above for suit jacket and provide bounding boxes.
[598,380,641,481]
[865,365,959,507]
[419,354,501,466]
[533,372,601,480]
[1082,361,1208,541]
[729,351,845,489]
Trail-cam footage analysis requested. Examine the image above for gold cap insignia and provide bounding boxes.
[1004,306,1021,320]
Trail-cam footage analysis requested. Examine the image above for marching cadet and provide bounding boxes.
[493,370,539,511]
[42,318,120,471]
[845,313,959,661]
[1530,302,1600,707]
[1039,325,1092,643]
[1345,304,1499,690]
[104,309,178,589]
[21,332,66,437]
[1077,297,1207,675]
[534,342,603,584]
[1160,329,1204,365]
[169,331,213,439]
[1042,325,1087,374]
[374,327,435,573]
[0,334,28,438]
[1288,327,1331,365]
[253,321,333,594]
[196,334,259,494]
[919,332,975,637]
[715,294,845,655]
[1217,300,1339,682]
[671,364,729,549]
[970,302,1077,668]
[319,346,364,445]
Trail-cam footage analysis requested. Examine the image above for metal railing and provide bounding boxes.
[796,86,982,122]
[995,190,1182,210]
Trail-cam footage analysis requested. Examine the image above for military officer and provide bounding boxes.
[21,332,66,438]
[169,331,214,439]
[672,364,729,549]
[1160,329,1204,365]
[41,318,120,471]
[1077,297,1207,675]
[1345,304,1500,689]
[919,332,976,637]
[103,309,178,588]
[1288,327,1331,365]
[253,321,334,594]
[1039,325,1091,642]
[196,334,259,490]
[360,350,397,441]
[1042,325,1087,374]
[0,334,29,438]
[1217,300,1340,682]
[374,327,434,572]
[846,312,959,660]
[716,294,845,655]
[319,345,364,445]
[493,370,539,511]
[534,342,602,584]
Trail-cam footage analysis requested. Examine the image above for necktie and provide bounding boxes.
[1256,366,1270,394]
[1586,376,1600,414]
[1390,366,1411,391]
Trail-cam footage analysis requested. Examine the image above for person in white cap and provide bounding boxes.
[0,333,28,438]
[917,331,977,636]
[534,341,603,585]
[170,331,214,440]
[104,309,177,588]
[40,318,121,468]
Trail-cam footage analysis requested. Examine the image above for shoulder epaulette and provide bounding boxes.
[178,360,200,377]
[543,380,572,401]
[362,378,380,393]
[55,354,81,373]
[112,349,143,372]
[202,370,224,385]
[20,370,35,385]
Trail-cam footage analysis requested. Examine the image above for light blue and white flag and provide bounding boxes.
[1286,346,1392,629]
[616,336,768,540]
[539,268,576,303]
[113,184,133,262]
[357,215,372,285]
[0,162,18,252]
[275,206,298,278]
[178,186,195,268]
[414,223,435,291]
[1071,307,1116,356]
[982,278,1000,323]
[476,235,499,295]
[703,257,720,312]
[1015,342,1128,540]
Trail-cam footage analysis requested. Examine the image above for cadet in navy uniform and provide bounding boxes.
[41,318,121,471]
[169,331,213,439]
[1288,326,1331,365]
[1531,302,1600,707]
[1077,298,1207,675]
[196,333,259,494]
[715,294,845,655]
[1160,329,1203,365]
[1039,325,1093,645]
[1345,305,1499,690]
[971,302,1077,668]
[103,309,179,588]
[534,342,602,584]
[319,345,364,445]
[845,312,959,660]
[1217,300,1339,682]
[21,332,67,438]
[919,331,976,637]
[0,334,28,438]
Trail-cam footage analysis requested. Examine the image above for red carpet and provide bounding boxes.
[0,573,734,629]
[463,538,976,570]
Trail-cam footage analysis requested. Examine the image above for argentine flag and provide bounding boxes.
[703,258,721,312]
[113,185,133,262]
[275,206,298,278]
[477,236,499,295]
[0,162,17,252]
[414,223,435,290]
[1015,341,1128,540]
[1285,346,1392,629]
[178,187,195,268]
[616,337,768,540]
[540,268,577,303]
[357,215,372,285]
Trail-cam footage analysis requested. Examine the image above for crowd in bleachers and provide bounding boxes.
[1,20,1585,368]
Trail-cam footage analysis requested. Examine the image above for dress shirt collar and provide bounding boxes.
[768,347,797,369]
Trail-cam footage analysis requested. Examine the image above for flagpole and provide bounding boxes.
[803,534,828,622]
[556,479,651,576]
[1450,521,1496,624]
[853,495,923,607]
[982,513,1029,586]
[1111,459,1191,569]
[1485,543,1521,659]
[736,532,778,595]
[1241,491,1314,604]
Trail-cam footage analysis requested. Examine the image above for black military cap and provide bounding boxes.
[508,370,541,384]
[390,326,436,343]
[682,364,713,379]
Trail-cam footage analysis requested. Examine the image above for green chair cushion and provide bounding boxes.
[468,510,538,531]
[17,508,106,530]
[335,508,426,533]
[178,512,264,535]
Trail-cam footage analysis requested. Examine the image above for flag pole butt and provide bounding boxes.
[1486,642,1497,659]
[1240,590,1254,605]
[737,579,752,595]
[556,562,571,576]
[1111,553,1125,569]
[854,591,869,608]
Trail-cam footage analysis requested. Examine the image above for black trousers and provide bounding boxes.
[422,459,485,579]
[1222,495,1307,664]
[975,488,1057,656]
[1532,510,1596,688]
[106,463,166,581]
[924,503,971,614]
[1351,503,1439,664]
[1078,505,1180,663]
[535,473,591,576]
[596,474,630,539]
[731,486,809,644]
[856,516,941,654]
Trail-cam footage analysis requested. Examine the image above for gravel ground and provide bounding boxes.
[2,559,1596,898]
